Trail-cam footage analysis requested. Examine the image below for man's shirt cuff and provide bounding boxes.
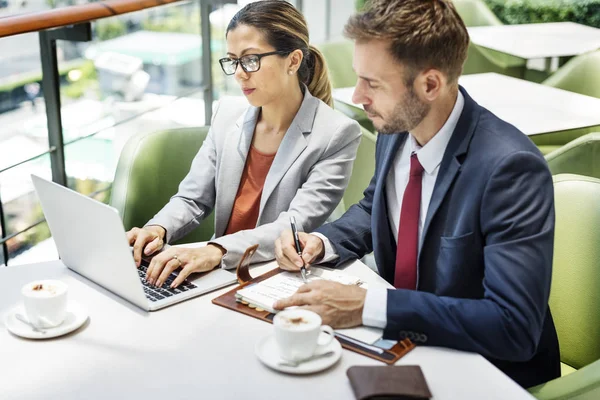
[362,287,388,329]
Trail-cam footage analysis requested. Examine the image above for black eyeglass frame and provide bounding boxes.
[219,51,290,75]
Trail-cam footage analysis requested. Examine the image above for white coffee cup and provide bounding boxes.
[21,280,68,329]
[273,309,334,361]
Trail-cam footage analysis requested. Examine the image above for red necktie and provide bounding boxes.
[394,153,424,289]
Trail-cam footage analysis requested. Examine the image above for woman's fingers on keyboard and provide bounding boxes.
[146,247,175,286]
[155,257,180,288]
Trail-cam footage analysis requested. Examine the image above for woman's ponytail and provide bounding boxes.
[305,45,333,107]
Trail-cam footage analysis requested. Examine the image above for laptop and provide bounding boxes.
[31,174,237,311]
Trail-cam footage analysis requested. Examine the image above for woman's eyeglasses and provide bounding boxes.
[219,51,289,75]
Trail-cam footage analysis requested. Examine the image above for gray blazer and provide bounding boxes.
[147,89,361,269]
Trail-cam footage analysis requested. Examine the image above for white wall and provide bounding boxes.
[236,0,356,44]
[301,0,356,44]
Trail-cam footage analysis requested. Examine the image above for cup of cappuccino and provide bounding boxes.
[273,309,334,361]
[21,280,68,329]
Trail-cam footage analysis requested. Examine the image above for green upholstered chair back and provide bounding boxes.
[545,132,600,179]
[454,0,526,78]
[455,0,542,77]
[543,51,600,99]
[333,100,375,133]
[110,127,215,244]
[318,40,374,131]
[317,40,357,89]
[462,43,527,77]
[529,358,600,399]
[453,0,502,27]
[531,126,600,157]
[342,127,376,210]
[550,174,600,370]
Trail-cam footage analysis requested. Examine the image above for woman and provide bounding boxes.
[127,0,361,289]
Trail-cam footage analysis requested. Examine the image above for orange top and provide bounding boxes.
[224,146,276,235]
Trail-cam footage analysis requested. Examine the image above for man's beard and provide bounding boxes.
[369,87,430,134]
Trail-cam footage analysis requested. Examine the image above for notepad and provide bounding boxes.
[235,268,363,314]
[234,267,393,346]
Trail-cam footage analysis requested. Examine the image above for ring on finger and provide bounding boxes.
[172,254,182,267]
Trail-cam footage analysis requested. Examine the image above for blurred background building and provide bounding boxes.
[1,0,599,266]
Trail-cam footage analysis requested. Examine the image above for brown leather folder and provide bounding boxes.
[211,244,416,365]
[347,365,432,399]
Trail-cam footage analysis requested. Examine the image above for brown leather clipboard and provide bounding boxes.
[211,244,416,365]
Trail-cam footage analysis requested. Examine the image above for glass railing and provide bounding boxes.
[0,0,239,266]
[0,0,353,267]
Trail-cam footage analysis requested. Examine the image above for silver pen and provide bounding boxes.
[289,216,308,283]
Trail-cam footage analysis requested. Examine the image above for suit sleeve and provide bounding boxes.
[211,119,362,270]
[384,151,554,362]
[144,101,222,243]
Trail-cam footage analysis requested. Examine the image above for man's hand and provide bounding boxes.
[145,244,224,288]
[275,230,325,271]
[273,280,366,328]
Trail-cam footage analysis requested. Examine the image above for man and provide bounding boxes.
[273,0,560,389]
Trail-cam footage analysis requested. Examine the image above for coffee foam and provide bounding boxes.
[276,311,320,331]
[280,316,310,327]
[22,281,66,298]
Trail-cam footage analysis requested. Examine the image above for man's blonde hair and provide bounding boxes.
[345,0,469,84]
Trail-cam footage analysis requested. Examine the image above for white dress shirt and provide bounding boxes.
[315,92,464,329]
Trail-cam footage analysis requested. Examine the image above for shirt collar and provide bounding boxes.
[409,91,464,175]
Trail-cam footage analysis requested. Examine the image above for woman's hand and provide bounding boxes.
[126,225,166,267]
[145,245,225,288]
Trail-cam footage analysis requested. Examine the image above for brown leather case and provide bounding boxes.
[347,365,432,399]
[211,244,416,365]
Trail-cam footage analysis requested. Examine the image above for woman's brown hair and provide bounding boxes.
[227,0,333,106]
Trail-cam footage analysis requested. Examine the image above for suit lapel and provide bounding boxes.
[259,90,318,213]
[214,106,259,236]
[418,87,481,257]
[373,132,407,281]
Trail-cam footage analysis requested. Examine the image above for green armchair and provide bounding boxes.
[317,40,374,132]
[543,50,600,100]
[110,127,215,244]
[327,126,376,222]
[342,126,376,210]
[342,126,378,271]
[545,132,600,178]
[454,0,527,78]
[462,44,527,78]
[529,51,600,155]
[528,174,600,399]
[453,0,502,27]
[316,40,357,89]
[528,52,600,154]
[532,127,600,157]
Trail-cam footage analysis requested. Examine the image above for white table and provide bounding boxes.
[333,73,600,136]
[0,259,534,400]
[467,22,600,60]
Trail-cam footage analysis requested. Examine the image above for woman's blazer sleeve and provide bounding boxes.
[211,117,362,269]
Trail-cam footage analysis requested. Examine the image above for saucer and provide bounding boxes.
[4,302,88,339]
[255,333,342,374]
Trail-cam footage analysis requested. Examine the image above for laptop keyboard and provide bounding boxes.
[137,264,198,302]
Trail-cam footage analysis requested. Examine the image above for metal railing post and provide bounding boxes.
[0,191,8,266]
[38,23,92,186]
[200,1,214,124]
[325,0,331,41]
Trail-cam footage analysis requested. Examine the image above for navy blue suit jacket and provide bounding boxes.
[317,88,560,388]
